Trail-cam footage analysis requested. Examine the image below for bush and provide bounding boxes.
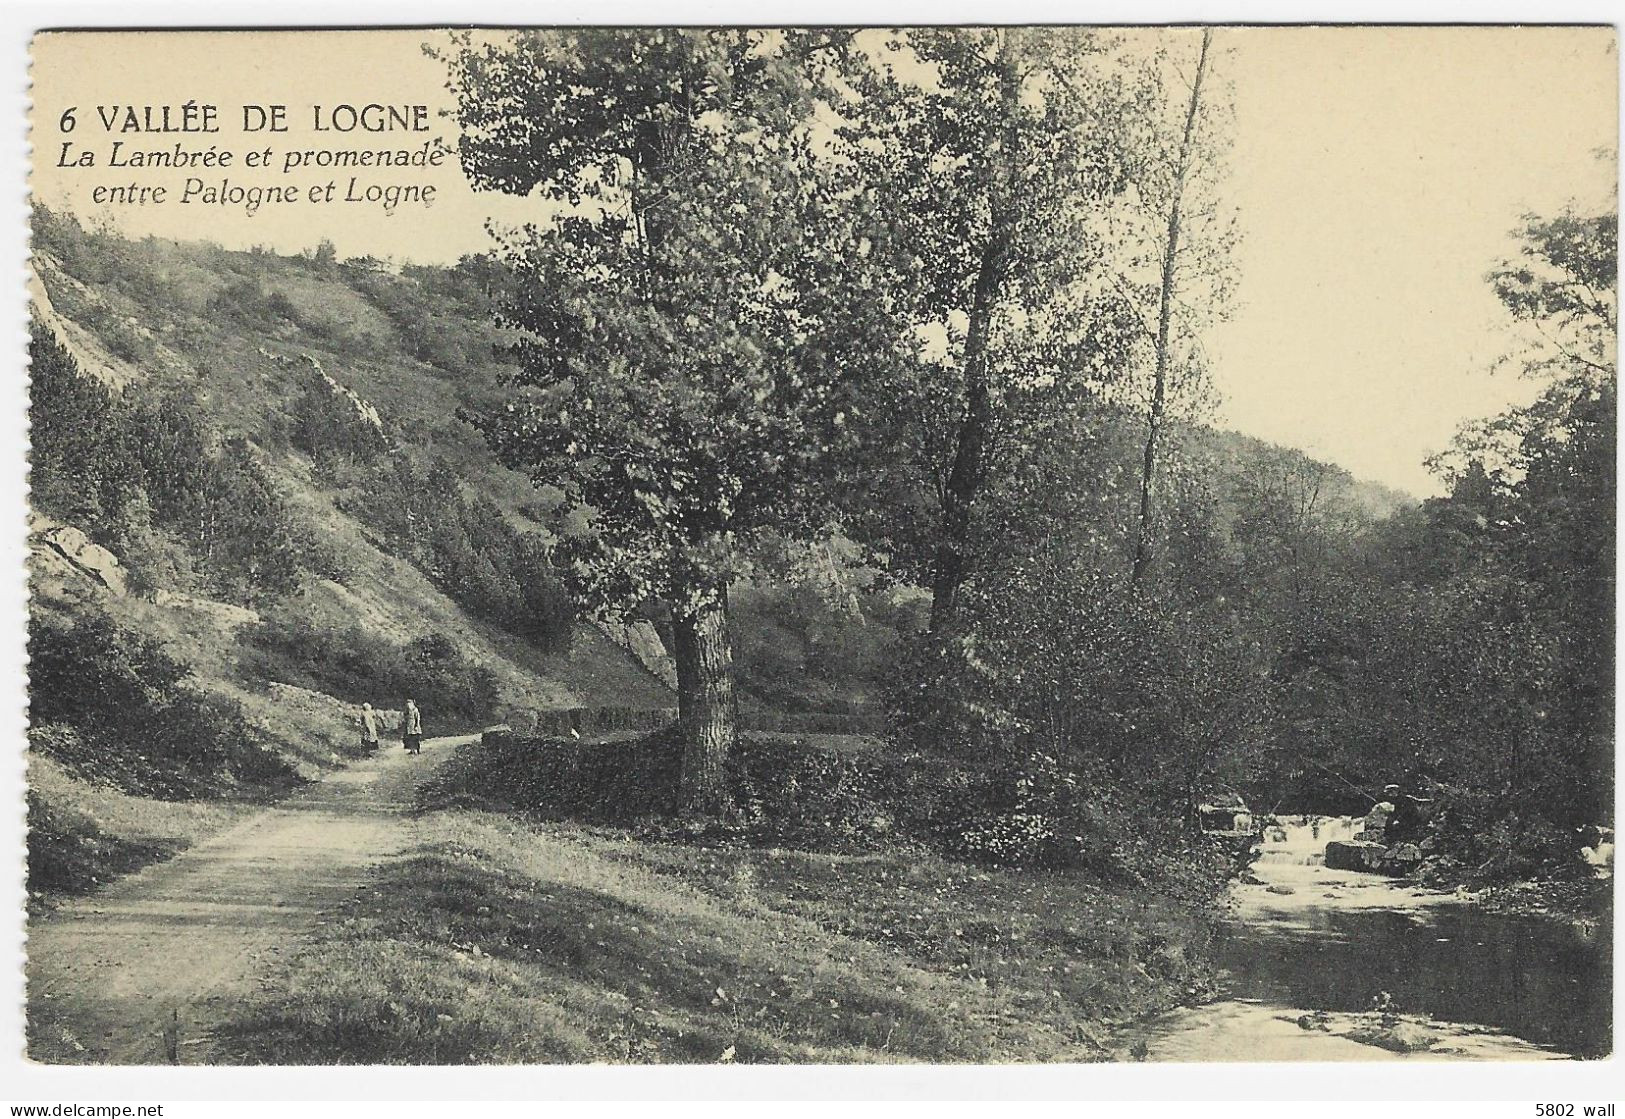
[287,372,388,485]
[26,790,175,899]
[421,730,1231,900]
[347,259,505,378]
[1424,793,1589,883]
[28,609,298,798]
[207,276,299,329]
[243,610,501,729]
[30,323,335,604]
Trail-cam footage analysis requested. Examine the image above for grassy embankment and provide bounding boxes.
[213,736,1221,1064]
[27,753,268,901]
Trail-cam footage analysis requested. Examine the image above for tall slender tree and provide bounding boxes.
[1129,28,1223,587]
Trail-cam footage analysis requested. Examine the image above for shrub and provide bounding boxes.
[422,730,1231,899]
[423,726,683,820]
[207,276,299,329]
[335,456,573,656]
[28,610,297,798]
[287,372,388,485]
[243,610,501,729]
[1424,794,1589,883]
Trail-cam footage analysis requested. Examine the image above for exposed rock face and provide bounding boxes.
[30,258,142,390]
[596,619,678,691]
[259,347,386,436]
[152,590,260,628]
[40,525,127,595]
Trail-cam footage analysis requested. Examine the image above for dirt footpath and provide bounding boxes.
[26,734,475,1065]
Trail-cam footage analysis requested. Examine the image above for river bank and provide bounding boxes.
[1121,817,1612,1061]
[1458,877,1612,924]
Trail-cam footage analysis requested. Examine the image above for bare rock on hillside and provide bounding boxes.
[152,590,260,629]
[596,619,678,691]
[40,525,127,596]
[259,347,386,436]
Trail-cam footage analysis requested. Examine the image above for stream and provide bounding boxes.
[1130,816,1612,1061]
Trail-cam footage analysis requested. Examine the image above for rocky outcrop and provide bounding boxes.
[1325,838,1424,875]
[40,525,126,596]
[1580,826,1614,878]
[1325,840,1385,872]
[595,618,678,691]
[153,590,259,629]
[259,347,386,437]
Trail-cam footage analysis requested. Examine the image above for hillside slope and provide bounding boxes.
[31,213,674,721]
[29,210,1421,735]
[26,211,677,905]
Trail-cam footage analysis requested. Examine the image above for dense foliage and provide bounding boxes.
[243,611,502,728]
[334,457,573,656]
[866,204,1614,884]
[30,325,341,604]
[426,728,1232,898]
[430,29,1613,888]
[29,609,296,797]
[440,28,902,809]
[827,29,1143,626]
[282,372,574,657]
[31,48,1613,896]
[1265,209,1616,877]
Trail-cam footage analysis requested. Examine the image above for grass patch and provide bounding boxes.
[216,809,1217,1064]
[26,754,265,906]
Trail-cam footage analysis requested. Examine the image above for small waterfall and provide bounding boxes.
[1256,814,1362,866]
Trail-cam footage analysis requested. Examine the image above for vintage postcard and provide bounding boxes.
[18,24,1616,1076]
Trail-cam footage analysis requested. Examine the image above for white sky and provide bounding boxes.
[29,27,1619,497]
[1208,26,1617,496]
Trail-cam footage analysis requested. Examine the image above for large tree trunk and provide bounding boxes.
[670,581,738,815]
[1131,28,1212,589]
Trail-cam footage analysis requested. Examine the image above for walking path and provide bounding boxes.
[26,734,474,1064]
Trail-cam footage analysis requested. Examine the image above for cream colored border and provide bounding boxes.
[4,2,1620,1106]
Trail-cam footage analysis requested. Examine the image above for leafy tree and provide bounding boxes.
[830,28,1139,629]
[1280,204,1617,850]
[439,29,877,811]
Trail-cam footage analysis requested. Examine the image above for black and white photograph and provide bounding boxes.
[13,18,1618,1088]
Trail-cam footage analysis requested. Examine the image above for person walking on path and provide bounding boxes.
[403,699,423,755]
[359,702,380,753]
